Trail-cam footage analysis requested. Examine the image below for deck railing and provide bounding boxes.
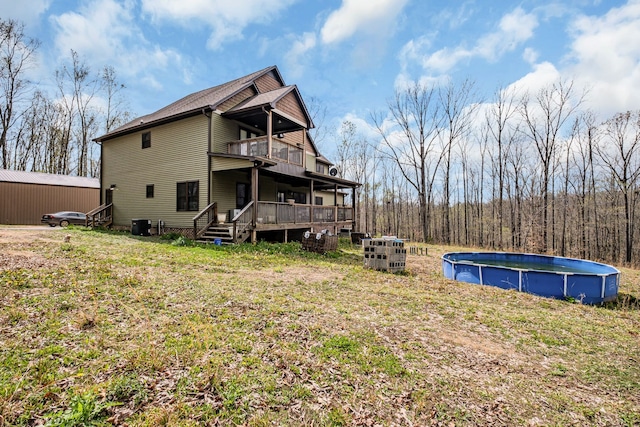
[231,201,254,242]
[86,203,113,228]
[255,202,353,225]
[193,200,353,243]
[227,137,303,166]
[192,202,218,240]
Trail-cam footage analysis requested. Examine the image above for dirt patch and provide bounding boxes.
[0,250,56,271]
[0,226,63,270]
[0,226,61,243]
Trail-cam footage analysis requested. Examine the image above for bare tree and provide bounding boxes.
[306,95,329,153]
[567,112,599,259]
[486,85,519,248]
[0,19,39,168]
[335,120,376,231]
[55,50,102,176]
[438,79,480,244]
[520,79,584,252]
[597,110,640,263]
[372,82,444,242]
[101,65,131,133]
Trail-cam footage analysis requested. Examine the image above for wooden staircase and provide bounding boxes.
[86,204,113,228]
[193,201,254,245]
[196,223,252,244]
[197,224,234,244]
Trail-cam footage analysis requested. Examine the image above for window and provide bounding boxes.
[236,183,250,208]
[146,184,154,198]
[316,163,325,173]
[176,181,199,211]
[315,196,323,206]
[293,191,306,204]
[142,132,151,149]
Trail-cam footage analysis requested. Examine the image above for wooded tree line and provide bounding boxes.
[0,19,130,177]
[3,19,639,266]
[338,81,640,266]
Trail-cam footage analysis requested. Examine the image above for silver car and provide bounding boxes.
[41,211,87,227]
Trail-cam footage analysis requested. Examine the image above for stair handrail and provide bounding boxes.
[232,201,254,242]
[85,203,113,228]
[192,202,218,240]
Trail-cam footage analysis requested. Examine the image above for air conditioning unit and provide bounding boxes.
[229,209,241,220]
[329,166,338,176]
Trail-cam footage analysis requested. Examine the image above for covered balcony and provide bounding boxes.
[228,137,303,166]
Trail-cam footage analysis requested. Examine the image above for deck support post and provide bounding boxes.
[251,166,259,244]
[266,109,273,159]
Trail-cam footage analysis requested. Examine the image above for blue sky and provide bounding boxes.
[2,0,640,154]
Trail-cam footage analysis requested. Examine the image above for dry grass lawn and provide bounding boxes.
[0,226,639,426]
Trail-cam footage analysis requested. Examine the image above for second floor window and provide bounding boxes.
[177,181,199,211]
[146,184,154,198]
[316,163,325,173]
[142,132,151,149]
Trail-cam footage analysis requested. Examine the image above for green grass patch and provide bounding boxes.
[0,228,638,426]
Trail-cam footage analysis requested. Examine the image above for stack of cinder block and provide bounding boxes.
[363,238,406,272]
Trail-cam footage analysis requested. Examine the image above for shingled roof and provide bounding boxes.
[226,85,295,114]
[95,65,284,142]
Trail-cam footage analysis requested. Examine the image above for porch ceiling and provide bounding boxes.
[223,108,304,134]
[259,166,359,190]
[208,153,360,190]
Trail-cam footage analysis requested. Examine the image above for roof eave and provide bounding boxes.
[94,107,212,142]
[304,170,361,188]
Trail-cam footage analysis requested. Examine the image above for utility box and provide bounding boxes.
[131,219,151,236]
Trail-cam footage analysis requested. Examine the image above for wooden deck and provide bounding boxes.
[195,201,354,243]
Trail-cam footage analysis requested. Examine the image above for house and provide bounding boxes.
[93,66,360,243]
[0,169,99,225]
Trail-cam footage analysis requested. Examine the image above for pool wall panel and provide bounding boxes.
[481,267,520,291]
[522,271,565,299]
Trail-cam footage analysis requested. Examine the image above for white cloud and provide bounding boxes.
[50,0,186,87]
[0,0,51,25]
[420,7,538,74]
[430,3,475,30]
[523,47,539,65]
[506,61,561,97]
[285,32,317,78]
[141,0,297,50]
[565,0,640,116]
[320,0,410,45]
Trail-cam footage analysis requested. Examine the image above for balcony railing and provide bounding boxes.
[255,201,353,226]
[228,137,303,166]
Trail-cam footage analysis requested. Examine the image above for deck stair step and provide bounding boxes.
[197,225,234,244]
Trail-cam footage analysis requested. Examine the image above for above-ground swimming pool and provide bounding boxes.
[442,252,620,304]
